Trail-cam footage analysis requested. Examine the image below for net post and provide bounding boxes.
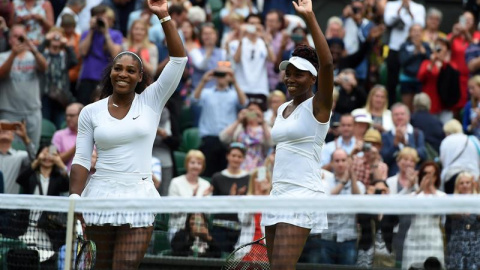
[64,198,76,270]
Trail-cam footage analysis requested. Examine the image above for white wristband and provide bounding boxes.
[69,194,81,199]
[159,15,171,24]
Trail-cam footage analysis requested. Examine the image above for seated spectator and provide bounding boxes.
[0,24,47,149]
[386,147,420,195]
[440,119,480,194]
[39,27,78,129]
[352,109,373,143]
[351,129,388,186]
[16,145,69,267]
[321,114,356,169]
[325,16,344,39]
[211,142,250,254]
[402,161,445,270]
[51,103,83,173]
[422,8,446,50]
[168,150,212,240]
[263,90,286,127]
[0,120,35,194]
[55,0,86,35]
[220,102,273,172]
[446,172,480,270]
[410,93,445,154]
[193,64,247,177]
[77,4,122,105]
[334,68,367,115]
[351,85,394,133]
[171,213,221,258]
[398,24,431,112]
[463,75,480,138]
[320,149,365,266]
[123,19,158,77]
[13,0,54,45]
[381,103,427,177]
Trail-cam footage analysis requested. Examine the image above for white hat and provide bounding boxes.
[279,56,317,76]
[352,110,373,124]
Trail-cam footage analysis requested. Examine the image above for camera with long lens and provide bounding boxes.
[362,142,372,152]
[96,18,105,28]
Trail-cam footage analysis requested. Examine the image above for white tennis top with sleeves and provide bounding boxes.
[271,97,330,192]
[72,56,188,174]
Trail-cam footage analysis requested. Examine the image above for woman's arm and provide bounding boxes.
[295,0,334,123]
[70,108,94,196]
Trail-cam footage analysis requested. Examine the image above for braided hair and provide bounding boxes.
[291,44,319,72]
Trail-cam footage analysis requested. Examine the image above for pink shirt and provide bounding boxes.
[51,128,77,171]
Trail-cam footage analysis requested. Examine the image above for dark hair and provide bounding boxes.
[227,142,246,156]
[435,37,450,51]
[418,161,441,189]
[60,13,76,27]
[99,53,152,99]
[266,9,286,30]
[327,38,345,50]
[183,20,199,42]
[91,4,107,17]
[291,44,319,71]
[245,13,263,25]
[292,26,308,36]
[371,179,389,188]
[34,144,62,175]
[184,213,209,232]
[168,4,187,16]
[198,22,217,46]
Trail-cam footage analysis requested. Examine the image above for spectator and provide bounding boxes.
[380,103,427,177]
[334,68,367,115]
[440,119,480,194]
[220,0,257,41]
[0,120,35,194]
[211,142,250,254]
[126,0,160,33]
[398,24,431,112]
[0,24,47,149]
[51,103,83,173]
[325,16,344,39]
[386,147,420,194]
[55,0,85,35]
[75,0,102,35]
[402,161,445,270]
[352,109,372,143]
[325,88,341,143]
[446,172,480,270]
[319,148,365,265]
[220,102,273,172]
[410,93,444,154]
[124,19,158,77]
[186,5,206,27]
[263,90,286,127]
[321,114,356,169]
[101,0,143,37]
[417,37,455,121]
[221,12,245,50]
[13,0,54,45]
[168,150,212,241]
[384,0,425,108]
[352,85,393,133]
[181,20,200,54]
[77,4,122,105]
[60,14,82,97]
[171,213,221,258]
[422,8,446,50]
[147,3,187,51]
[229,14,275,108]
[264,9,288,91]
[193,64,247,177]
[0,1,14,29]
[351,129,389,186]
[463,75,480,137]
[0,16,10,53]
[39,27,78,129]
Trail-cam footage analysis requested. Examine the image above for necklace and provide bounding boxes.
[111,97,134,108]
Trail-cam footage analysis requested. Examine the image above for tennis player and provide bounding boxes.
[261,0,334,269]
[68,0,187,268]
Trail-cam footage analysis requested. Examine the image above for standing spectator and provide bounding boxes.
[410,93,444,154]
[351,85,394,133]
[39,27,78,129]
[398,24,431,112]
[0,24,47,149]
[381,103,427,176]
[181,20,200,54]
[384,0,425,108]
[402,161,445,270]
[55,0,86,35]
[220,0,257,42]
[463,75,480,137]
[51,103,83,173]
[77,4,122,105]
[352,110,372,143]
[264,9,288,91]
[13,0,54,45]
[440,119,480,194]
[229,14,276,108]
[124,19,158,77]
[101,0,143,37]
[325,16,344,39]
[320,149,365,265]
[0,16,10,53]
[60,14,82,97]
[263,90,286,127]
[446,172,480,270]
[351,129,388,186]
[321,114,356,168]
[0,120,35,194]
[422,8,446,49]
[75,0,102,35]
[221,13,245,50]
[334,68,367,114]
[386,147,420,194]
[193,65,247,177]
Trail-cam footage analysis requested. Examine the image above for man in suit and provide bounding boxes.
[380,103,427,176]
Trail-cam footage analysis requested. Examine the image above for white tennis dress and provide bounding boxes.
[261,97,329,233]
[72,56,188,227]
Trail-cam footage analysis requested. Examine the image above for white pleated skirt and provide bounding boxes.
[81,169,160,228]
[261,182,327,234]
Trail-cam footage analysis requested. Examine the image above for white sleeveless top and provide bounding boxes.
[271,97,330,192]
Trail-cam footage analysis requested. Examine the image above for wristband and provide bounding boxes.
[69,194,81,199]
[159,15,171,24]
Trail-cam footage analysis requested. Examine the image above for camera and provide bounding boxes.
[352,6,361,14]
[374,189,383,195]
[362,142,372,152]
[213,71,227,77]
[53,34,61,41]
[18,36,25,43]
[96,18,105,28]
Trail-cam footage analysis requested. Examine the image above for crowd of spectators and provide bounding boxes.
[1,0,480,269]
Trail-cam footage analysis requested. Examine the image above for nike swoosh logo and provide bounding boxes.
[142,177,148,180]
[133,115,140,120]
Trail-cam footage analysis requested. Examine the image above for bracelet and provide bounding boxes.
[159,15,171,24]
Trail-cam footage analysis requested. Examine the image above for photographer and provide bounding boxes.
[38,27,78,129]
[334,68,367,115]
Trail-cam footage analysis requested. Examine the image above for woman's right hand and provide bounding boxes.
[147,0,169,17]
[293,0,313,17]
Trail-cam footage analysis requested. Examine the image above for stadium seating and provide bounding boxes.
[178,127,201,153]
[40,119,57,147]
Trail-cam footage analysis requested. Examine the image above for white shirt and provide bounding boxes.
[320,136,357,167]
[384,0,425,51]
[440,134,480,183]
[77,0,102,34]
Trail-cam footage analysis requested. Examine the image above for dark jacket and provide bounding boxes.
[411,110,445,152]
[399,40,431,78]
[16,167,69,196]
[171,229,221,258]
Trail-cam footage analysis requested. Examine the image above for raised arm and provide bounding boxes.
[294,0,334,123]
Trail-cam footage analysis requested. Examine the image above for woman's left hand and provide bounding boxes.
[293,0,313,16]
[148,0,169,16]
[52,153,66,168]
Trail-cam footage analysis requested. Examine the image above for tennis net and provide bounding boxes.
[0,194,479,269]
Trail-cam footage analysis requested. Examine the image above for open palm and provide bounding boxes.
[148,0,168,15]
[293,0,312,16]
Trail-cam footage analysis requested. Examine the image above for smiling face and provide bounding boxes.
[131,21,147,42]
[370,88,387,111]
[110,54,143,95]
[186,157,204,177]
[38,147,55,168]
[283,64,316,98]
[227,148,245,170]
[456,176,474,194]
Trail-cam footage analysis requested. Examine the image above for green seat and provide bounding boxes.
[180,106,193,133]
[11,141,26,151]
[153,231,171,255]
[379,62,387,87]
[0,238,28,268]
[178,128,201,153]
[173,151,187,176]
[41,118,57,146]
[155,214,170,231]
